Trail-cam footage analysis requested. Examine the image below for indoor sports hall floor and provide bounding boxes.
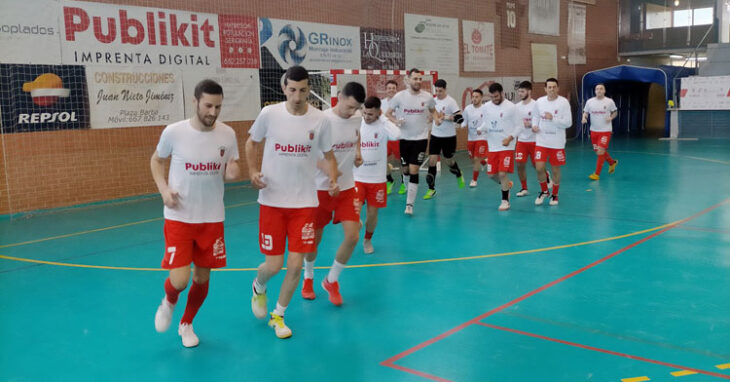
[1,138,730,382]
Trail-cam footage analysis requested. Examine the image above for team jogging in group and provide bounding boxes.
[151,65,619,345]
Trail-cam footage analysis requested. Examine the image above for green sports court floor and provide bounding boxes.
[1,138,730,382]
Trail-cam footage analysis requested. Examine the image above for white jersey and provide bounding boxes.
[380,97,393,115]
[248,103,333,208]
[315,108,360,191]
[156,120,239,223]
[388,89,435,141]
[532,95,572,149]
[514,99,537,142]
[478,101,520,152]
[431,95,460,137]
[461,103,488,142]
[584,96,617,133]
[354,118,401,184]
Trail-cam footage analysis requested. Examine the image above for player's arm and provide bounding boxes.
[245,137,266,189]
[554,100,573,129]
[385,107,402,126]
[224,158,241,182]
[430,106,443,126]
[581,111,589,124]
[354,135,363,167]
[150,151,179,208]
[323,150,340,196]
[531,106,541,133]
[503,112,520,146]
[382,119,401,140]
[608,110,618,122]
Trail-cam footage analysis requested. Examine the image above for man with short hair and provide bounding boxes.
[151,79,240,348]
[461,89,489,188]
[246,66,339,339]
[514,81,551,197]
[385,68,439,215]
[302,82,366,306]
[532,78,572,206]
[583,83,618,180]
[381,80,403,195]
[424,79,465,200]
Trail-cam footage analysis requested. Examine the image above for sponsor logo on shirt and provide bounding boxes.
[361,140,380,148]
[274,143,312,153]
[332,141,357,151]
[402,108,425,114]
[185,162,221,171]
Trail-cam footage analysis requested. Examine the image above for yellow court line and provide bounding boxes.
[671,370,698,377]
[716,363,730,370]
[610,150,730,166]
[622,377,650,382]
[0,219,682,272]
[0,201,257,249]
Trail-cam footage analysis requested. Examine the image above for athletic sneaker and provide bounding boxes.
[457,176,466,188]
[535,191,549,205]
[251,281,267,319]
[386,181,394,195]
[423,189,436,200]
[588,173,600,180]
[154,297,175,333]
[404,204,413,215]
[498,200,510,211]
[608,159,619,174]
[516,189,529,197]
[178,323,199,348]
[469,180,477,188]
[268,313,292,339]
[549,195,559,206]
[398,183,407,195]
[321,279,343,306]
[363,239,374,254]
[301,278,316,300]
[546,170,554,190]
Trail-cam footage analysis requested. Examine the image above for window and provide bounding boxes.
[673,9,693,27]
[646,3,672,29]
[693,7,714,25]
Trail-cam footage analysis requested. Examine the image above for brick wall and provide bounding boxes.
[0,0,618,215]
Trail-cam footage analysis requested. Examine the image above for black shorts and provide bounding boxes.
[428,135,457,158]
[400,139,428,166]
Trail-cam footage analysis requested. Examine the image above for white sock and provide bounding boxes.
[406,182,418,205]
[253,278,266,294]
[402,174,409,184]
[327,260,345,283]
[273,302,287,317]
[304,260,315,279]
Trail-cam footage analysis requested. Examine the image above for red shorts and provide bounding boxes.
[591,131,612,150]
[259,205,317,256]
[467,140,488,158]
[515,141,536,164]
[534,146,567,166]
[486,150,515,175]
[387,140,400,158]
[355,181,387,209]
[315,187,360,229]
[162,219,226,269]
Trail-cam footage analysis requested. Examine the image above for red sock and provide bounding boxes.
[472,171,479,181]
[520,179,528,190]
[540,181,548,193]
[164,278,184,305]
[605,152,615,165]
[364,231,374,240]
[552,184,560,196]
[595,154,606,174]
[480,159,487,166]
[180,280,209,325]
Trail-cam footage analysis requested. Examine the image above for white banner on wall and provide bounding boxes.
[528,0,560,36]
[531,43,558,82]
[0,0,62,64]
[183,68,261,122]
[61,1,221,67]
[568,3,587,65]
[258,18,361,70]
[680,76,730,110]
[462,20,495,72]
[86,67,184,128]
[404,14,459,74]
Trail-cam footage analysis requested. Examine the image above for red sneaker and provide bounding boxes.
[321,279,343,306]
[301,278,316,300]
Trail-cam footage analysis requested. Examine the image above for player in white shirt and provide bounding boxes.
[461,89,489,187]
[477,83,520,211]
[355,96,401,254]
[582,83,619,180]
[246,66,339,339]
[424,79,466,200]
[301,82,365,306]
[531,78,572,206]
[514,81,552,197]
[151,80,241,348]
[385,68,439,215]
[381,80,403,195]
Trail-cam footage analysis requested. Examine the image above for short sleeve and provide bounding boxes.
[156,126,173,158]
[318,118,333,153]
[248,107,269,142]
[609,99,618,112]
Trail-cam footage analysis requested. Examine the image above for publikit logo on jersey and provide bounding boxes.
[0,64,89,133]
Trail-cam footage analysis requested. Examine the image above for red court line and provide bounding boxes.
[381,199,729,380]
[476,322,730,379]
